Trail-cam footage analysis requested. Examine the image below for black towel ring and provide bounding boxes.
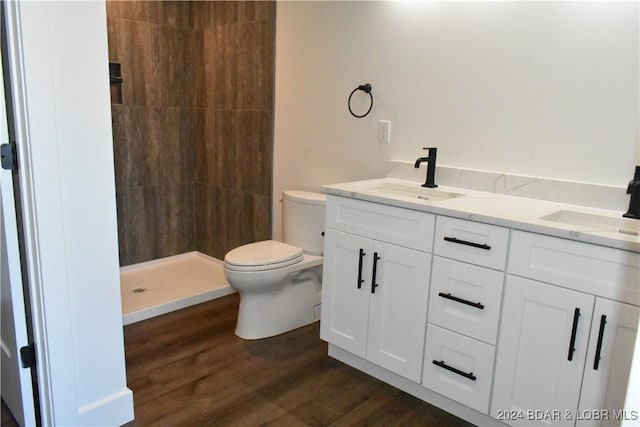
[348,83,373,118]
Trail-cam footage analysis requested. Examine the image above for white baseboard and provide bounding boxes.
[77,388,134,426]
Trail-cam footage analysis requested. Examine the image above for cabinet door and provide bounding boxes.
[578,298,639,427]
[366,240,431,382]
[320,229,372,358]
[491,275,595,426]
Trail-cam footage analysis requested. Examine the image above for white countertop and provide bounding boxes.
[324,177,640,253]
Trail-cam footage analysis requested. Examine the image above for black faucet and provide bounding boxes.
[623,166,640,219]
[414,147,438,188]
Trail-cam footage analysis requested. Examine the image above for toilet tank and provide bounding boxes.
[282,190,326,256]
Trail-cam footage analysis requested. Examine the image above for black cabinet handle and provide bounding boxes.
[443,236,491,251]
[568,308,581,361]
[593,315,607,370]
[432,360,477,381]
[371,252,380,294]
[438,292,485,310]
[357,248,366,289]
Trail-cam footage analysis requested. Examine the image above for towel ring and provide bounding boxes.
[348,84,373,118]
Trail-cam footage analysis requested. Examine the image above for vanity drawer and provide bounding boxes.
[428,256,504,345]
[508,230,640,305]
[434,216,509,270]
[422,324,495,414]
[325,195,435,252]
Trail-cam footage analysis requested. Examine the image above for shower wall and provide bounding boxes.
[193,2,275,259]
[107,1,275,266]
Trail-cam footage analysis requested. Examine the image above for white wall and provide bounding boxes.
[273,1,639,238]
[5,1,133,425]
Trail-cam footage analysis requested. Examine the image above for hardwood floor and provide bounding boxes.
[124,294,475,426]
[1,294,475,426]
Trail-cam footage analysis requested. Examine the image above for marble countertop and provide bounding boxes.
[324,177,640,253]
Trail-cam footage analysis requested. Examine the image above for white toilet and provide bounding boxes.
[223,190,326,339]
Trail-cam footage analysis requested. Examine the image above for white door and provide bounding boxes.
[320,229,372,358]
[366,241,431,382]
[0,36,36,426]
[578,298,640,426]
[491,275,594,426]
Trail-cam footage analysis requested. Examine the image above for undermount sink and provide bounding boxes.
[540,210,640,236]
[355,180,464,203]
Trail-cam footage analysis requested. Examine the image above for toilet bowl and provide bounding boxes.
[223,191,326,339]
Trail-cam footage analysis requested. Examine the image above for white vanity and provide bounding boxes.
[320,178,640,427]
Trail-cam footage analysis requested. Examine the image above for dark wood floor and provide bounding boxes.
[125,293,474,426]
[2,294,475,426]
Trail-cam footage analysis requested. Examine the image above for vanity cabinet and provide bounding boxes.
[320,191,639,427]
[492,231,640,427]
[320,196,434,382]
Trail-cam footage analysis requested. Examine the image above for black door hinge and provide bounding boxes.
[20,343,36,369]
[1,142,17,170]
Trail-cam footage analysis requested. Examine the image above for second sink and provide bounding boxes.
[540,210,640,236]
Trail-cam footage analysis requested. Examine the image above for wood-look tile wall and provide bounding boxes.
[194,1,275,258]
[107,1,275,265]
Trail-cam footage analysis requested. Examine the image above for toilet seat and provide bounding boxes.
[224,240,304,272]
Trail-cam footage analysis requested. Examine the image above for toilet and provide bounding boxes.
[223,190,326,339]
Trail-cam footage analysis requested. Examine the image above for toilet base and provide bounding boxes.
[234,269,322,340]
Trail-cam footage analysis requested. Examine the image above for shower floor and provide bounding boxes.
[120,251,235,325]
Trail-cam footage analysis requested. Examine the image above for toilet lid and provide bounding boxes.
[224,240,303,269]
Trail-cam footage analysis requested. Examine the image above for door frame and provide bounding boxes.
[0,1,40,424]
[2,1,78,424]
[1,2,135,425]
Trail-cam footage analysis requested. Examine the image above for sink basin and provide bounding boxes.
[540,210,640,236]
[354,180,464,203]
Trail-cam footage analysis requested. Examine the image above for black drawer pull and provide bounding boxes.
[593,315,607,370]
[371,252,380,294]
[438,292,485,310]
[567,308,581,361]
[357,248,366,289]
[432,360,477,381]
[443,236,491,251]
